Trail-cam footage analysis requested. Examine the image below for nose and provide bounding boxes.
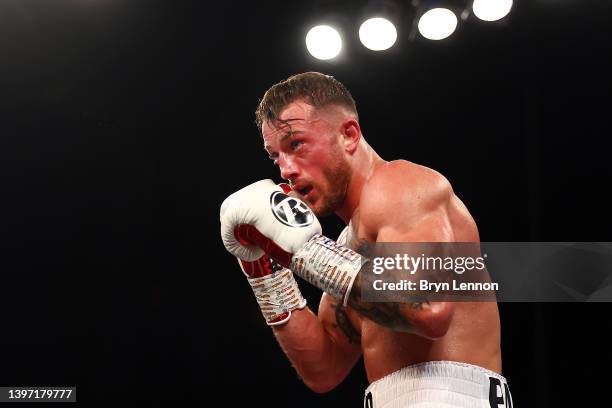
[278,154,299,182]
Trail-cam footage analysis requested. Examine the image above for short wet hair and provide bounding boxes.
[255,72,358,131]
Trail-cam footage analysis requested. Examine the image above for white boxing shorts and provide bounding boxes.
[364,360,513,408]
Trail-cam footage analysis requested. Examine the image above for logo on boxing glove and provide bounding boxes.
[270,191,314,227]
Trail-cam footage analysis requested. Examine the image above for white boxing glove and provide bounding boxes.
[220,179,322,268]
[220,179,365,306]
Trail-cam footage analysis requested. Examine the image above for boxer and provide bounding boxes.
[220,72,512,407]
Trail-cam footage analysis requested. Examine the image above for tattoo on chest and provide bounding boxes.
[331,302,361,344]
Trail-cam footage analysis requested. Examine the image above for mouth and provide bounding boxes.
[294,184,314,199]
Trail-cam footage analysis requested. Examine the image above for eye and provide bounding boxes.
[291,140,304,150]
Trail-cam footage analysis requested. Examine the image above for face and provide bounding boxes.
[262,101,351,217]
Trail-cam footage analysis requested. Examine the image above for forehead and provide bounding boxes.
[261,101,319,140]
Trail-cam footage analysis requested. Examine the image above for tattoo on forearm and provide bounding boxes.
[348,281,413,332]
[345,230,430,332]
[331,302,361,344]
[347,259,430,333]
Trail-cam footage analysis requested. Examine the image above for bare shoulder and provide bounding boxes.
[360,160,453,229]
[365,160,452,197]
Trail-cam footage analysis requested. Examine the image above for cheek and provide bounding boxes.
[302,151,329,180]
[307,146,333,167]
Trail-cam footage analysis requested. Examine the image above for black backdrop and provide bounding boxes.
[1,0,611,406]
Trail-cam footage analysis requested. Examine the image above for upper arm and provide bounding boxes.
[357,161,466,337]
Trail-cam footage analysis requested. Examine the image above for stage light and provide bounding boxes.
[305,25,342,60]
[359,17,397,51]
[418,8,458,40]
[472,0,512,22]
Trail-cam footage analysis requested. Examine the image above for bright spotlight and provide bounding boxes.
[305,25,342,60]
[418,8,458,41]
[473,0,513,22]
[359,17,397,51]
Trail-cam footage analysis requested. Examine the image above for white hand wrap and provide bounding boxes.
[247,267,307,326]
[290,234,366,306]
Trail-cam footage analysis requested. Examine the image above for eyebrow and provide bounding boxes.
[267,118,304,136]
[281,129,304,141]
[264,130,304,156]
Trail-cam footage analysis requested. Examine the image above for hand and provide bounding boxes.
[237,254,303,324]
[221,180,312,325]
[221,179,362,308]
[220,179,322,267]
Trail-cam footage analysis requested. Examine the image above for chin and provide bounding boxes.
[312,201,337,218]
[304,191,342,217]
[307,201,324,217]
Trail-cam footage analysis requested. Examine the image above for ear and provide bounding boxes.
[340,118,361,154]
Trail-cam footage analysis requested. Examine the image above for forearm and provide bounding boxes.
[346,273,443,337]
[292,235,453,339]
[272,307,356,393]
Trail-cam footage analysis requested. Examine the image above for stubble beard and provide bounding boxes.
[313,153,351,217]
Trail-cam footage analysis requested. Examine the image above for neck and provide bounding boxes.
[335,140,386,224]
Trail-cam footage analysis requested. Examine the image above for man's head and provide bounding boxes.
[256,72,361,217]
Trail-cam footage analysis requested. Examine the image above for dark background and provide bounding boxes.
[1,0,610,406]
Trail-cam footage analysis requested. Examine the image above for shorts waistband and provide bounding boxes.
[364,361,512,408]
